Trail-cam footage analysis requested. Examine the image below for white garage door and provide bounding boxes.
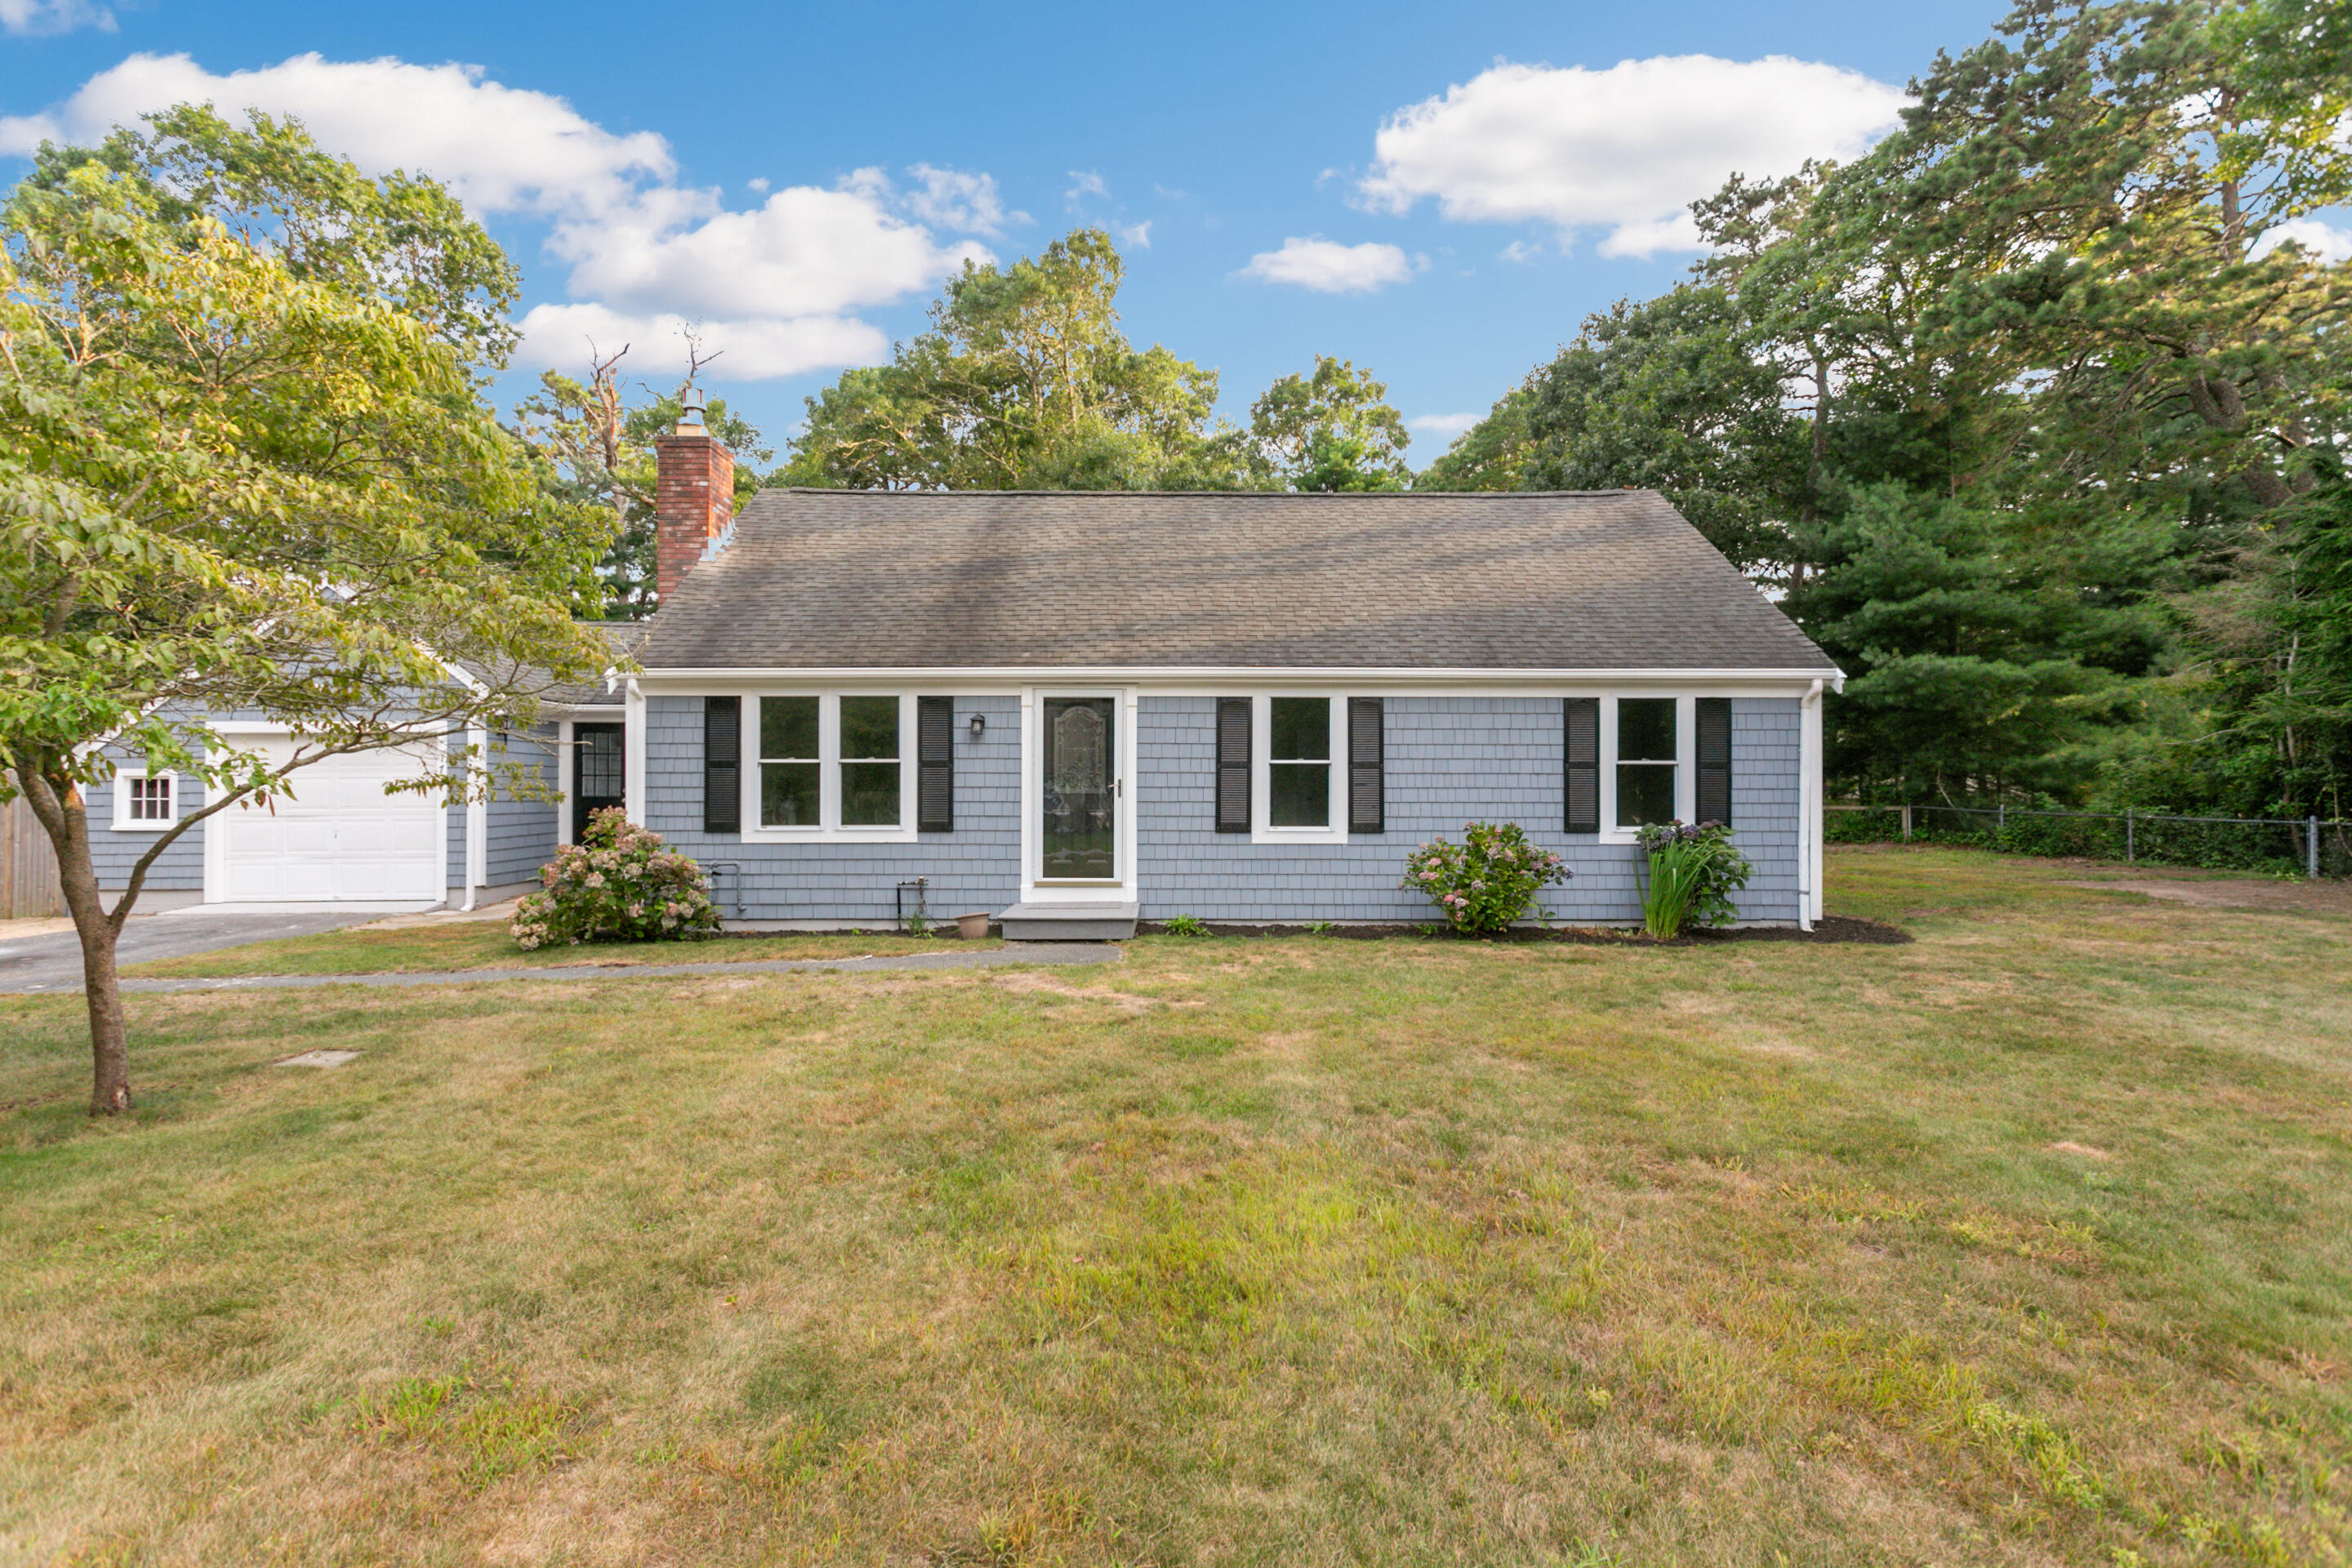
[211,738,445,902]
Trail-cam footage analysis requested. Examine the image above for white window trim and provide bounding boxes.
[110,767,177,831]
[738,693,918,843]
[1598,694,1696,844]
[1250,694,1349,846]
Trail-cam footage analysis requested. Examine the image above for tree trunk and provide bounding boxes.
[14,766,132,1114]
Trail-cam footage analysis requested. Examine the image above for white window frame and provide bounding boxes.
[1250,694,1348,846]
[1599,694,1695,843]
[111,767,177,831]
[739,693,918,843]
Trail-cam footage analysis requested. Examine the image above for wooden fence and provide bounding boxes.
[1,795,65,918]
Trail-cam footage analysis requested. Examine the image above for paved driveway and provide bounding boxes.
[0,905,433,995]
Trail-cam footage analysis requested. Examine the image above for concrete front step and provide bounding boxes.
[997,901,1138,941]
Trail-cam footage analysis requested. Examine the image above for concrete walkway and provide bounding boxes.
[82,942,1125,996]
[0,904,439,995]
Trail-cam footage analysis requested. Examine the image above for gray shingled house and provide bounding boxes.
[628,418,1842,938]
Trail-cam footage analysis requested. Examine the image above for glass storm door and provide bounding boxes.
[1040,697,1116,880]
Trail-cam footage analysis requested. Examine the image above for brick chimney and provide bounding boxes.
[654,397,734,602]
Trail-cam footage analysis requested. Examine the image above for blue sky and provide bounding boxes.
[1,0,2017,463]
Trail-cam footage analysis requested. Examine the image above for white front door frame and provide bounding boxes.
[1018,685,1138,904]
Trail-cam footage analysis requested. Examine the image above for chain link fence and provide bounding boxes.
[1826,804,2352,878]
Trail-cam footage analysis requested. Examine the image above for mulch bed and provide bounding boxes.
[1134,914,1910,947]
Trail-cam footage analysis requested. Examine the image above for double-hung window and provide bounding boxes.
[748,694,914,839]
[1244,695,1351,844]
[1615,697,1678,827]
[112,769,175,830]
[1268,697,1332,827]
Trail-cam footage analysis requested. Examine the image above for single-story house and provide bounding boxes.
[622,419,1842,938]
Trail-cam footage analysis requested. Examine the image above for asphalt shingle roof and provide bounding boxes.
[635,488,1838,674]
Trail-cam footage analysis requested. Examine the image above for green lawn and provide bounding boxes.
[5,847,2348,1566]
[124,920,1000,977]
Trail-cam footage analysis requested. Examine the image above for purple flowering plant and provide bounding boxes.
[510,807,721,950]
[1632,820,1751,937]
[1400,821,1570,936]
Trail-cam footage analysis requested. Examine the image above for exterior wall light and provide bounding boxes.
[969,711,987,739]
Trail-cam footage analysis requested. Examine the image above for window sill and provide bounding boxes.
[108,822,174,832]
[739,826,919,844]
[1249,826,1350,847]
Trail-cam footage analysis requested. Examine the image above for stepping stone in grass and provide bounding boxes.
[274,1049,361,1068]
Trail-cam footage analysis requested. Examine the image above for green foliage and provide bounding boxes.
[509,808,719,950]
[0,110,612,845]
[1790,485,2170,800]
[1521,286,1807,576]
[514,355,771,618]
[782,228,1229,492]
[0,107,613,1105]
[781,228,1419,496]
[1401,822,1570,935]
[1432,0,2352,817]
[1414,385,1535,492]
[1240,355,1412,492]
[1633,822,1753,938]
[19,104,523,370]
[1160,914,1213,938]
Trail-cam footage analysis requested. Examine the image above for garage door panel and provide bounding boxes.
[212,742,444,903]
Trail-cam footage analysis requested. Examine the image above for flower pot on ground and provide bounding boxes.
[956,911,992,941]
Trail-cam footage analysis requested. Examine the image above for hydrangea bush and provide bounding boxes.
[1401,821,1571,935]
[1633,820,1752,938]
[510,807,721,950]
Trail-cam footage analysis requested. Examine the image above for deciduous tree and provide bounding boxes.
[0,114,610,1115]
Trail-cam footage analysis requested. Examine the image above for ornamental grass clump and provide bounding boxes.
[1634,821,1752,938]
[1401,822,1570,936]
[510,808,721,950]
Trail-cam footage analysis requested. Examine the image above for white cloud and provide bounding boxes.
[746,176,770,193]
[0,53,674,218]
[2253,218,2352,265]
[903,163,1024,235]
[561,179,989,320]
[514,302,887,383]
[1498,239,1544,264]
[1066,169,1109,201]
[1359,55,1908,258]
[1410,412,1481,438]
[0,0,112,35]
[0,53,1001,383]
[1239,236,1415,294]
[1118,220,1153,249]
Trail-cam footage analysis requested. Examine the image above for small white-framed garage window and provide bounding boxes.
[112,768,176,830]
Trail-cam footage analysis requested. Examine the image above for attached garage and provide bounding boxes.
[203,736,447,903]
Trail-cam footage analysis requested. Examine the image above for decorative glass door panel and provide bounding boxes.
[1040,697,1116,880]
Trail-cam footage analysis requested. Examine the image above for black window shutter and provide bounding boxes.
[1348,697,1384,834]
[1564,697,1599,834]
[918,696,954,831]
[1696,697,1733,826]
[703,696,740,834]
[1215,697,1251,833]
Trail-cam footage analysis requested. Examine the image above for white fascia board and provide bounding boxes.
[635,666,1846,696]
